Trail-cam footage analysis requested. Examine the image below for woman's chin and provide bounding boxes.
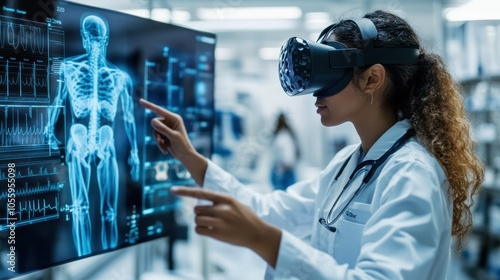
[320,116,342,127]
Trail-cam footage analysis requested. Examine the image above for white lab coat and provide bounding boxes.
[271,129,297,169]
[203,119,452,279]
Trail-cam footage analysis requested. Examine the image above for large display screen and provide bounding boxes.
[0,0,215,278]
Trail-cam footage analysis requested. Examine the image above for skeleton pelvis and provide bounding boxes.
[69,124,114,156]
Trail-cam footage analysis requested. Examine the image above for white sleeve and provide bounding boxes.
[272,161,451,280]
[203,160,318,238]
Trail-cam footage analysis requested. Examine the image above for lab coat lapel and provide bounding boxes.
[362,119,412,162]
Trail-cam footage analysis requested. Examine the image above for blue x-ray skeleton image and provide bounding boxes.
[44,15,140,256]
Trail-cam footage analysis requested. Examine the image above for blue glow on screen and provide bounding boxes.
[0,1,215,278]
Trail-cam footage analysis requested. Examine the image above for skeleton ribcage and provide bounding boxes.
[66,62,123,148]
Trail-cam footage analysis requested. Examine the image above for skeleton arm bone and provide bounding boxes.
[121,74,140,181]
[45,64,68,150]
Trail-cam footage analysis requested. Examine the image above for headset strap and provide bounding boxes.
[329,47,420,67]
[350,18,378,48]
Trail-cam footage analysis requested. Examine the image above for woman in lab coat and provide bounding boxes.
[140,10,484,280]
[270,112,300,191]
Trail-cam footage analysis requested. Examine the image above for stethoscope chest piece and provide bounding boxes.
[319,217,337,232]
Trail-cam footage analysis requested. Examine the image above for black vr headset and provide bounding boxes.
[278,18,420,97]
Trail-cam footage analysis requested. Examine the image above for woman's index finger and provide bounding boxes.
[140,98,177,119]
[140,98,183,128]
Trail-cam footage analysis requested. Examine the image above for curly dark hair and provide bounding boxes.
[323,10,484,251]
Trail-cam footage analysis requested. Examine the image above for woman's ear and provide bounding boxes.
[361,64,386,94]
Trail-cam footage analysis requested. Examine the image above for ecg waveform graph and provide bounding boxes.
[0,180,63,201]
[0,180,63,230]
[0,196,59,231]
[14,196,58,220]
[0,20,46,55]
[0,18,50,102]
[0,106,48,146]
[0,58,49,102]
[0,165,59,180]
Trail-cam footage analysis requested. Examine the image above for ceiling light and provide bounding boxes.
[182,19,299,32]
[197,6,302,21]
[119,9,191,23]
[444,0,500,21]
[120,9,150,19]
[171,10,191,23]
[151,9,170,22]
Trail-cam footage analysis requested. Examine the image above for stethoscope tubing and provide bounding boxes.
[319,129,415,231]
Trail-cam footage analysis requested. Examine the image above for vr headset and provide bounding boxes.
[278,18,420,97]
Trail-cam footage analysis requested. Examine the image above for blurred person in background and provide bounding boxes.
[270,112,301,191]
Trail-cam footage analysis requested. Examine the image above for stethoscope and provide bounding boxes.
[319,129,415,233]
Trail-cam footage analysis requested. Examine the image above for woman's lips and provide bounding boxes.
[315,104,326,114]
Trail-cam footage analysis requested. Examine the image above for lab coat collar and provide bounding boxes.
[362,119,413,162]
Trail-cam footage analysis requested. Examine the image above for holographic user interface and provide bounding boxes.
[0,0,215,278]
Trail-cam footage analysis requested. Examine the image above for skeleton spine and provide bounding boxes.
[88,47,100,150]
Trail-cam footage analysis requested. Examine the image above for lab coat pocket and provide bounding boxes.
[333,202,371,267]
[342,202,371,224]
